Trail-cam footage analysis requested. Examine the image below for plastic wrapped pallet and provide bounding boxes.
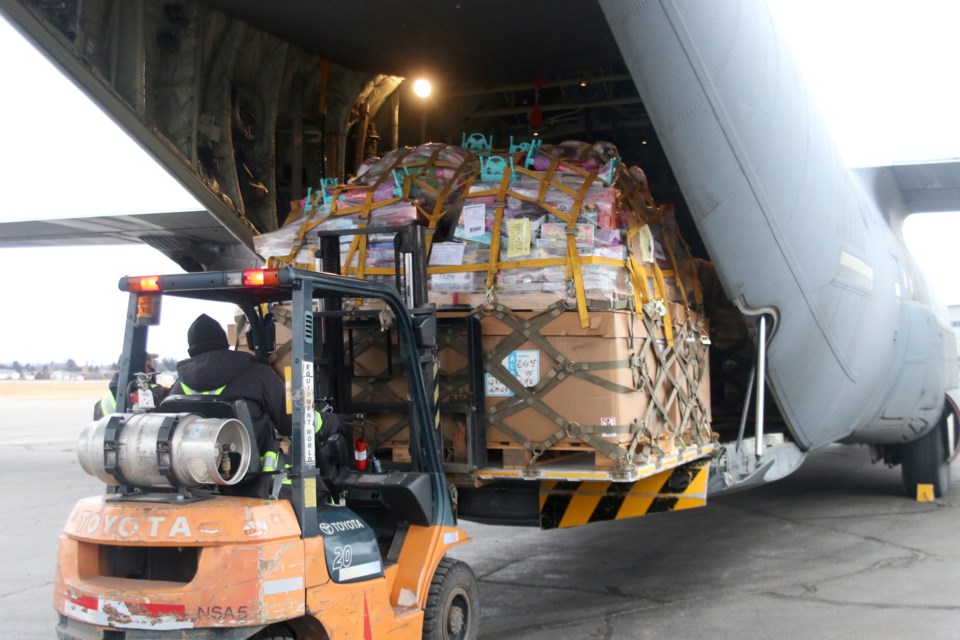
[254,175,418,272]
[255,138,698,324]
[256,142,476,278]
[356,143,477,241]
[253,137,714,475]
[425,142,626,313]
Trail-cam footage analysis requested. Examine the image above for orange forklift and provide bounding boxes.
[56,226,478,639]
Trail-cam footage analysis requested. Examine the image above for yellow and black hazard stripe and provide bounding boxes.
[538,459,710,530]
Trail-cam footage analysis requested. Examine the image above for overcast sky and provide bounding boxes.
[1,1,959,364]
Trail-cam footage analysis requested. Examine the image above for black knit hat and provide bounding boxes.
[187,314,229,357]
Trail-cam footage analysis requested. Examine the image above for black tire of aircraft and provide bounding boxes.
[901,411,951,498]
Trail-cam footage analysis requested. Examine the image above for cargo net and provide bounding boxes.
[255,143,475,283]
[256,136,715,473]
[254,137,703,339]
[478,303,712,469]
[349,300,712,471]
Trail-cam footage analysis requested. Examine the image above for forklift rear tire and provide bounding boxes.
[422,557,479,640]
[251,624,295,640]
[901,416,951,498]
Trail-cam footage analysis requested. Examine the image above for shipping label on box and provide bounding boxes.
[461,203,487,238]
[430,272,475,292]
[541,222,596,249]
[429,242,466,266]
[485,349,540,396]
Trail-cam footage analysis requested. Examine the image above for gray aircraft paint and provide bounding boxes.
[599,0,958,449]
[1,0,955,460]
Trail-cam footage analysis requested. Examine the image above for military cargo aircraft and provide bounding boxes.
[1,0,957,500]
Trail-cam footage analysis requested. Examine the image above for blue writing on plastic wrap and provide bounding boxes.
[485,350,540,397]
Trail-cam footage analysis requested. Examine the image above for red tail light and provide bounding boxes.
[242,269,279,286]
[128,276,160,292]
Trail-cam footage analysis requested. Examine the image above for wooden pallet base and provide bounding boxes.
[376,443,412,464]
[374,437,698,473]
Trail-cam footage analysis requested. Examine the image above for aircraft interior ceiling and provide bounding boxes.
[200,0,624,84]
[196,0,687,220]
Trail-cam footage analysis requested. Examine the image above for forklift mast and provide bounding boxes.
[112,258,454,537]
[315,224,440,474]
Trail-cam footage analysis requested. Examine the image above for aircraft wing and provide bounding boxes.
[0,210,257,272]
[854,161,960,219]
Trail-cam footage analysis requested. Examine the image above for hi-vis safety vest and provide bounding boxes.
[177,381,325,474]
[180,383,226,396]
[99,392,117,417]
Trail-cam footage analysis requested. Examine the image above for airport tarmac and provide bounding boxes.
[3,388,960,639]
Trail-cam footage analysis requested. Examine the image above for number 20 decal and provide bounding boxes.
[332,545,353,570]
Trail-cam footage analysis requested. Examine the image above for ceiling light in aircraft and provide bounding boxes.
[413,78,432,99]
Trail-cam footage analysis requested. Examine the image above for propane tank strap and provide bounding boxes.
[102,414,131,488]
[154,414,183,486]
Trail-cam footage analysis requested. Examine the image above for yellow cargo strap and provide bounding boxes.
[483,161,515,290]
[623,215,676,346]
[403,144,479,254]
[268,170,412,269]
[650,260,675,347]
[565,166,601,328]
[268,144,703,350]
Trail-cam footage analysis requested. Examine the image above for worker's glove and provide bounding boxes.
[316,412,355,438]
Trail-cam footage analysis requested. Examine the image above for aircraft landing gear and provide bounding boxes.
[901,406,956,498]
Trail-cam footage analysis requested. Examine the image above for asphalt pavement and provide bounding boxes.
[3,395,959,639]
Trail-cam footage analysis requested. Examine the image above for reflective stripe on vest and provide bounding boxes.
[99,392,117,416]
[315,411,324,434]
[181,382,226,396]
[282,463,292,485]
[261,450,279,473]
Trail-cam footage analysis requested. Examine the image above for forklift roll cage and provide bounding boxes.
[115,225,455,538]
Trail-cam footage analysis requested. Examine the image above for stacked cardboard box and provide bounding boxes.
[348,304,711,472]
[253,138,713,474]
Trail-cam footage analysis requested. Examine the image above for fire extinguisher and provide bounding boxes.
[354,437,368,471]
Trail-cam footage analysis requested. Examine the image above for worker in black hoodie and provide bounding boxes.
[170,314,351,495]
[168,314,291,468]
